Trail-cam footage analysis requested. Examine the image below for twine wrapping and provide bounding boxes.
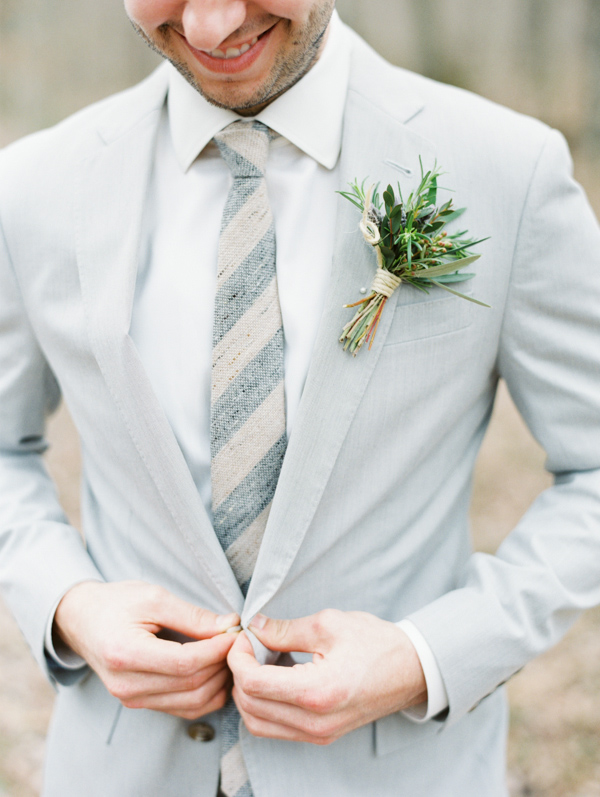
[360,185,385,266]
[371,268,402,298]
[339,185,404,355]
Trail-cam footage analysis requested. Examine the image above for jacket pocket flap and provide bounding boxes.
[385,290,474,346]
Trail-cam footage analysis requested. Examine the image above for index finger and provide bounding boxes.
[127,628,236,677]
[228,631,315,705]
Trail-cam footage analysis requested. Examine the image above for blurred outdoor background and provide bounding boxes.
[1,0,600,794]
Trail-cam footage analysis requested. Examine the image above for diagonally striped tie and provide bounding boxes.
[211,121,286,797]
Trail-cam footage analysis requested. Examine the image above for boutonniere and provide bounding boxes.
[338,161,490,355]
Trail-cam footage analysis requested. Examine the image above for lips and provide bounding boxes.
[181,23,278,75]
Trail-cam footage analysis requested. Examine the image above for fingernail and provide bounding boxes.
[216,613,239,631]
[249,613,267,630]
[226,625,242,634]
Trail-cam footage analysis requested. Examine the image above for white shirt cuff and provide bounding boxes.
[397,618,449,723]
[44,594,88,671]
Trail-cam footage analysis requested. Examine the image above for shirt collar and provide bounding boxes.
[167,9,351,172]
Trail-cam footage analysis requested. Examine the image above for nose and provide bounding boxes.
[181,0,248,51]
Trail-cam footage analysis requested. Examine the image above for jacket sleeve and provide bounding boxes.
[406,128,600,725]
[0,212,104,685]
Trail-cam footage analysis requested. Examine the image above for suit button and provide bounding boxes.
[187,721,215,742]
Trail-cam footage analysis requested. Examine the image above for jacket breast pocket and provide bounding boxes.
[384,290,474,347]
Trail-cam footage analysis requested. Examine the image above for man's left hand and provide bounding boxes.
[227,609,428,745]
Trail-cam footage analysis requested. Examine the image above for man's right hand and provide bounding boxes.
[54,580,240,719]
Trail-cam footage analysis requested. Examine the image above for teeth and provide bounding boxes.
[209,35,259,60]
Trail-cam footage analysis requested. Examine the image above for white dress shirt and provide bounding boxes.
[46,11,447,721]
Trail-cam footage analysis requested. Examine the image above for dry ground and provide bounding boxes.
[1,383,599,795]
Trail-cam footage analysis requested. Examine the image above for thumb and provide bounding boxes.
[146,586,240,639]
[248,612,330,654]
[227,630,259,675]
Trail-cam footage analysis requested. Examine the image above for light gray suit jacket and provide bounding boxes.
[1,26,600,797]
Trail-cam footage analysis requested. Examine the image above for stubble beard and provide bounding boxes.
[129,2,335,114]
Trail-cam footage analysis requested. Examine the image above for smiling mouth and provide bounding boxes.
[208,36,259,60]
[203,24,276,61]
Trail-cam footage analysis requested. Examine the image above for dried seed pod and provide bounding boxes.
[367,204,384,227]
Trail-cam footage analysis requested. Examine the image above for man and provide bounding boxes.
[1,1,599,795]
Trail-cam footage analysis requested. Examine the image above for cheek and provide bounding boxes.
[124,0,181,31]
[256,0,318,24]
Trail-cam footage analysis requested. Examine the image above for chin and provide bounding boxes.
[170,52,282,113]
[199,84,272,112]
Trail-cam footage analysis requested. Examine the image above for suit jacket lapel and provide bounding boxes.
[243,51,436,622]
[76,68,244,611]
[74,50,437,621]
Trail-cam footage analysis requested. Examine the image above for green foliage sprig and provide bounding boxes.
[338,160,489,355]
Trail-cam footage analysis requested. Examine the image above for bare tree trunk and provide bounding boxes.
[585,0,600,153]
[0,0,159,141]
[409,0,448,81]
[523,0,550,86]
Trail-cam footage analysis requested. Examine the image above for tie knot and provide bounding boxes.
[214,120,272,178]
